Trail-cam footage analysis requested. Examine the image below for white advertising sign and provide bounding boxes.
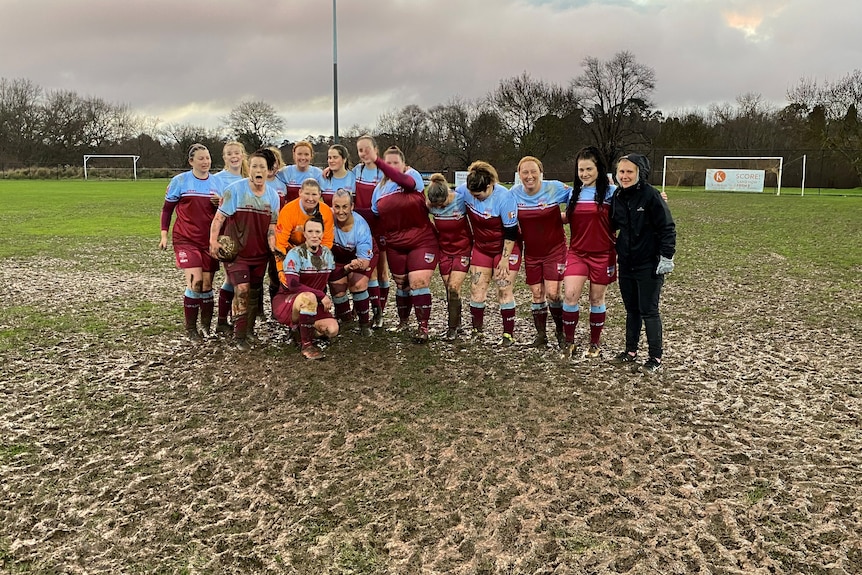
[454,171,468,187]
[705,169,765,192]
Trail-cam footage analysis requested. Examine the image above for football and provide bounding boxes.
[216,235,238,262]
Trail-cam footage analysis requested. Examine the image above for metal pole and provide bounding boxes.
[332,0,339,143]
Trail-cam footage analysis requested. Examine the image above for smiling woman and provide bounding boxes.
[159,144,220,340]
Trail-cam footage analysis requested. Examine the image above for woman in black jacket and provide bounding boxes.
[609,153,676,374]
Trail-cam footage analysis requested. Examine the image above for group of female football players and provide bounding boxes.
[160,137,675,372]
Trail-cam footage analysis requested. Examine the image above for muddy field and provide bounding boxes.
[1,242,861,574]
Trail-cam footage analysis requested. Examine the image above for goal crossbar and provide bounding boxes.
[83,154,141,180]
[662,155,784,195]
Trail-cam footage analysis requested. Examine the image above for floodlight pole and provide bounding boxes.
[332,0,339,143]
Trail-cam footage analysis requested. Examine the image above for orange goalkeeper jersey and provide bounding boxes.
[274,199,334,271]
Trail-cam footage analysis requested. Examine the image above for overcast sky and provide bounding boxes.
[1,0,859,142]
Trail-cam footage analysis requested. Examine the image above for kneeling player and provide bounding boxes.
[272,215,339,359]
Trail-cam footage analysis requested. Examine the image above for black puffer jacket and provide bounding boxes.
[610,154,676,275]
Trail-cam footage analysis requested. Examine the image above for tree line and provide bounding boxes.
[2,52,861,187]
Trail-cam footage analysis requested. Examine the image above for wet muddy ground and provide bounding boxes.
[1,245,860,574]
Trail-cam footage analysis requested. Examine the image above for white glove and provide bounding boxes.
[656,255,674,275]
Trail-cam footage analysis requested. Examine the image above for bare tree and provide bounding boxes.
[0,78,43,165]
[375,104,431,164]
[572,50,656,162]
[426,97,506,169]
[159,122,224,167]
[708,92,777,151]
[486,72,578,158]
[787,70,862,184]
[222,100,286,151]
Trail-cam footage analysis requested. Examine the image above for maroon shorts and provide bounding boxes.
[174,244,219,273]
[386,244,439,276]
[438,253,471,277]
[272,292,334,327]
[565,249,617,285]
[524,243,567,285]
[225,256,268,286]
[470,244,522,272]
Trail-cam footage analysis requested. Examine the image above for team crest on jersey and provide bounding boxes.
[508,253,520,266]
[460,256,470,268]
[286,259,297,271]
[424,252,435,263]
[508,211,516,220]
[557,263,566,275]
[364,248,374,258]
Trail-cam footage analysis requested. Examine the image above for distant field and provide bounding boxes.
[662,184,862,197]
[1,179,861,574]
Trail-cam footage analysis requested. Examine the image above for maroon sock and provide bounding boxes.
[354,292,371,324]
[531,303,548,333]
[563,308,580,344]
[218,289,234,323]
[379,283,391,312]
[183,295,199,331]
[549,303,563,332]
[299,311,316,347]
[412,291,432,329]
[501,306,516,336]
[368,283,381,312]
[395,290,411,323]
[590,311,606,345]
[334,296,351,322]
[470,303,485,331]
[233,314,248,339]
[199,291,214,332]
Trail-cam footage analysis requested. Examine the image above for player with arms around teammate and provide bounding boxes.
[426,173,473,340]
[277,140,323,206]
[272,215,339,360]
[460,161,521,347]
[159,143,221,340]
[208,149,281,351]
[609,153,676,375]
[509,156,572,348]
[352,135,389,329]
[367,145,439,343]
[329,189,378,336]
[562,146,617,359]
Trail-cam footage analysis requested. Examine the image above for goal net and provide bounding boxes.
[83,154,141,180]
[661,155,784,195]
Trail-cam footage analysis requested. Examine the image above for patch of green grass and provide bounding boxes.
[0,180,167,259]
[336,540,383,574]
[0,444,32,464]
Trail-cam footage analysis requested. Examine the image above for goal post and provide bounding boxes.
[83,154,141,180]
[661,155,785,195]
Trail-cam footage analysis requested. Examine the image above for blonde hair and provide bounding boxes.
[517,155,544,174]
[222,141,249,177]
